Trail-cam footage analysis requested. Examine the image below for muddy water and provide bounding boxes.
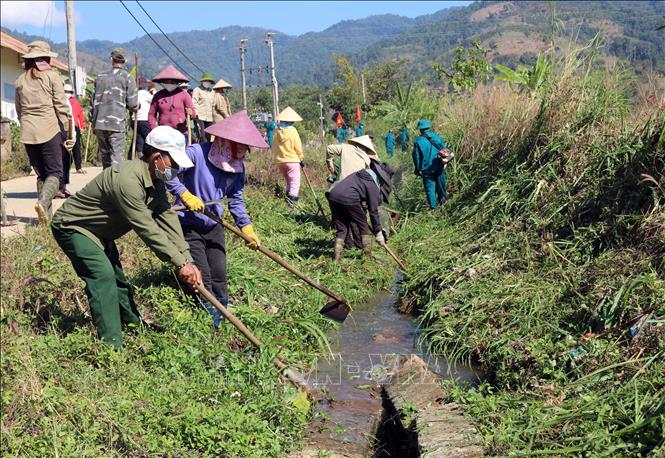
[302,279,479,455]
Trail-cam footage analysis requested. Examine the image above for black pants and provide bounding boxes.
[183,224,227,301]
[135,121,151,156]
[60,145,71,190]
[25,132,63,182]
[197,120,213,142]
[72,126,82,170]
[329,200,371,241]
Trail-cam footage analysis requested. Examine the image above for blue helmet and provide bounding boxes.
[417,118,431,130]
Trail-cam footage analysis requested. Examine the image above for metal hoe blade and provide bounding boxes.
[319,300,351,323]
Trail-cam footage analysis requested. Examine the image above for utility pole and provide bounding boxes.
[264,32,279,119]
[360,71,367,119]
[317,94,325,140]
[239,39,248,112]
[65,0,77,95]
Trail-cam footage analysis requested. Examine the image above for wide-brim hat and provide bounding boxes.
[213,78,232,89]
[200,71,215,82]
[204,111,269,149]
[23,40,57,59]
[277,106,302,122]
[417,118,431,130]
[348,135,377,155]
[153,65,189,82]
[372,161,395,184]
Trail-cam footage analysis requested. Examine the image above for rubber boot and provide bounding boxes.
[333,238,344,261]
[285,194,299,212]
[361,234,374,258]
[35,176,59,225]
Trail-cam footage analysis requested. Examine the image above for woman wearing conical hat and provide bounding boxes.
[272,106,304,209]
[212,78,233,122]
[148,65,196,139]
[165,111,268,329]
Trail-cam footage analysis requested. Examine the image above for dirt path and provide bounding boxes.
[1,167,102,238]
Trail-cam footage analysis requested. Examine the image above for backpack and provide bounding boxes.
[422,132,454,165]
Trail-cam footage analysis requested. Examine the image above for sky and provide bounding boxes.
[1,0,472,43]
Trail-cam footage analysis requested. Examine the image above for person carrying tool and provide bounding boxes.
[14,40,72,224]
[149,65,196,142]
[263,114,276,147]
[192,72,216,141]
[91,48,138,169]
[212,78,233,122]
[272,106,304,209]
[412,118,447,209]
[51,126,202,349]
[134,82,154,157]
[399,126,410,153]
[165,111,268,329]
[383,129,396,158]
[326,160,394,260]
[64,83,86,173]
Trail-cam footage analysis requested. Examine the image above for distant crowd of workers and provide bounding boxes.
[13,41,452,348]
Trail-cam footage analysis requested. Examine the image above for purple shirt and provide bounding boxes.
[166,142,250,232]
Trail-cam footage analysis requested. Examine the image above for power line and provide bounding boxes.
[135,0,207,75]
[118,0,196,81]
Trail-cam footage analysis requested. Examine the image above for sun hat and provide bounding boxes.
[22,40,57,59]
[277,106,302,122]
[153,65,189,82]
[145,126,194,168]
[63,83,73,93]
[204,110,269,149]
[416,118,432,130]
[200,71,215,82]
[213,78,232,89]
[348,135,377,155]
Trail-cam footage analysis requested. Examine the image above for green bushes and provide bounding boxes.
[392,44,664,455]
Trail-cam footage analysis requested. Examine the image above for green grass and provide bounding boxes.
[0,175,393,456]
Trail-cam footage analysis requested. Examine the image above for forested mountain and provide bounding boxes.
[3,1,663,87]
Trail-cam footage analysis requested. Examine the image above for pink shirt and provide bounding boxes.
[148,88,196,133]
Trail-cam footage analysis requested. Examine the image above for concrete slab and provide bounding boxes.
[1,167,102,238]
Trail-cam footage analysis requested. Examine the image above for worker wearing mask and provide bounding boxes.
[212,78,233,122]
[166,111,268,329]
[149,65,196,142]
[51,126,202,349]
[192,72,216,141]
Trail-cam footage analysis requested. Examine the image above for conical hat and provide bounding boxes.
[277,106,302,122]
[348,135,377,155]
[152,65,189,82]
[204,110,269,149]
[213,78,232,89]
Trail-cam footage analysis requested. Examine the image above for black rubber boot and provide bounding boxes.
[35,176,59,225]
[333,238,344,261]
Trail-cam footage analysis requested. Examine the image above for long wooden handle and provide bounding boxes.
[380,242,408,272]
[83,127,91,163]
[130,53,139,160]
[203,210,347,304]
[302,168,326,217]
[197,285,308,389]
[186,114,192,146]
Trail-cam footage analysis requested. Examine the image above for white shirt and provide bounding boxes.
[136,89,153,121]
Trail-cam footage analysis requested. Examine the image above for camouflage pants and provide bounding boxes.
[95,130,126,169]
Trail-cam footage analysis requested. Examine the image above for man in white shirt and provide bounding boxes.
[134,84,155,157]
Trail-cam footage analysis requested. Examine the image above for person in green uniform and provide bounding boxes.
[51,126,203,349]
[263,114,276,147]
[412,118,447,209]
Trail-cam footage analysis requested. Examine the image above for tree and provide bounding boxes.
[327,55,360,123]
[432,41,494,92]
[364,59,407,108]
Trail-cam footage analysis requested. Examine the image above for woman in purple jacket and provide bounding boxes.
[166,111,268,328]
[149,65,196,141]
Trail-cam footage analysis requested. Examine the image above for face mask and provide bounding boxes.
[162,83,178,92]
[202,82,212,89]
[154,155,178,181]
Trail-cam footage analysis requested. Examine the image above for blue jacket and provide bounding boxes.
[399,127,410,146]
[412,129,446,176]
[384,132,396,152]
[263,120,276,146]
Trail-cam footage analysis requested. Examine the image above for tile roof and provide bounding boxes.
[1,31,69,72]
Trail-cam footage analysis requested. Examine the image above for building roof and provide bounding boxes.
[1,31,69,72]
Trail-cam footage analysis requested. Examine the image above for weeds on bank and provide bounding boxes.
[391,45,664,455]
[0,178,392,456]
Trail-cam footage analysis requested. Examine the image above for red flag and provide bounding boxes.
[355,105,361,122]
[335,113,344,128]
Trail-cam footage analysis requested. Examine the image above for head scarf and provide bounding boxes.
[208,139,248,173]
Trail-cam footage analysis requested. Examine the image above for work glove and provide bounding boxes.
[240,224,260,250]
[375,231,386,246]
[181,191,205,212]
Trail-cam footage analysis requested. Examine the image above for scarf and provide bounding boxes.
[208,140,245,173]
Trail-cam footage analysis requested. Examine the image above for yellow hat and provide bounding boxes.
[277,106,303,122]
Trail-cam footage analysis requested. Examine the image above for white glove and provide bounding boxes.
[375,231,385,245]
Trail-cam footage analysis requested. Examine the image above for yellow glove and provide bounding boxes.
[240,224,260,250]
[181,191,205,212]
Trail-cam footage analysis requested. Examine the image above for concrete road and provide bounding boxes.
[1,167,102,239]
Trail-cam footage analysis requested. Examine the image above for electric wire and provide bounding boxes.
[118,0,196,81]
[134,0,207,75]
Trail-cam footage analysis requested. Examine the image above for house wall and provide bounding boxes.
[1,46,22,121]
